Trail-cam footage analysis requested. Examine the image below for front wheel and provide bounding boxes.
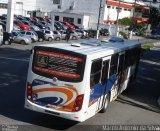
[72,36,77,40]
[4,40,10,45]
[38,38,43,42]
[48,37,53,41]
[20,40,26,45]
[100,94,110,113]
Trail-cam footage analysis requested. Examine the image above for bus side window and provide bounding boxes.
[109,54,118,76]
[90,59,102,88]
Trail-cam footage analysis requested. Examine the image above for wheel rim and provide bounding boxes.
[39,38,43,42]
[5,41,9,45]
[56,37,60,41]
[48,38,52,41]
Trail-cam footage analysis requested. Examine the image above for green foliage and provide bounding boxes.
[118,17,134,26]
[119,31,128,39]
[142,44,154,50]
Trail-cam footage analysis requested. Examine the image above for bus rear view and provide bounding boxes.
[25,45,87,121]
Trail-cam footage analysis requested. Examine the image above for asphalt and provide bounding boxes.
[151,43,160,107]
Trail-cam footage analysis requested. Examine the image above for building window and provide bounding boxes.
[124,8,127,11]
[55,16,59,21]
[128,9,131,11]
[53,0,60,4]
[107,6,111,8]
[77,18,81,24]
[63,17,74,24]
[0,3,8,9]
[112,6,114,9]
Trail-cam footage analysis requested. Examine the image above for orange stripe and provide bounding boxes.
[32,88,73,104]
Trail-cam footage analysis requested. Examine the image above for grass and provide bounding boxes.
[142,44,154,50]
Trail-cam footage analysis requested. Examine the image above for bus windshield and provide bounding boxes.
[32,46,86,82]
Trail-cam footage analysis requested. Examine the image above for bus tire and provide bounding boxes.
[100,94,110,113]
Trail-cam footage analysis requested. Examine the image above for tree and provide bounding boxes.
[117,17,134,26]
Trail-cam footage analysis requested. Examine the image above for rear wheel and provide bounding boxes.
[4,40,10,45]
[72,36,77,40]
[20,40,26,45]
[38,38,43,42]
[48,37,52,41]
[55,37,60,41]
[100,94,110,113]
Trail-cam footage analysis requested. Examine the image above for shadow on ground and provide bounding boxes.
[118,48,160,113]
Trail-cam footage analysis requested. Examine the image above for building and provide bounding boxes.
[0,0,8,15]
[1,0,160,29]
[50,0,150,29]
[0,0,54,17]
[51,0,107,29]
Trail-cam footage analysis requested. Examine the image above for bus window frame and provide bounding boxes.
[32,46,86,83]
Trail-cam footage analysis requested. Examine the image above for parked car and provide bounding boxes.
[53,30,61,41]
[14,20,30,30]
[30,20,46,30]
[0,16,7,21]
[19,31,38,42]
[13,24,21,31]
[100,28,109,36]
[87,29,97,38]
[42,30,54,41]
[55,21,67,30]
[21,20,40,31]
[3,32,13,45]
[13,33,32,44]
[75,29,88,38]
[35,31,45,42]
[61,21,75,30]
[61,30,79,40]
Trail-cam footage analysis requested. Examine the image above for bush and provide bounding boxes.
[119,31,128,39]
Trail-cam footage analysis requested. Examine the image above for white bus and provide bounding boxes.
[25,37,141,122]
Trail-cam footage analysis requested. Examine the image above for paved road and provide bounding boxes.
[0,40,160,131]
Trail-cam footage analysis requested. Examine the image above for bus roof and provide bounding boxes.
[36,38,141,57]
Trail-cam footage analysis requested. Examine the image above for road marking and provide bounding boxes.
[0,56,29,62]
[140,59,160,66]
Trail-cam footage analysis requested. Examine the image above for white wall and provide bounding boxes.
[52,0,106,29]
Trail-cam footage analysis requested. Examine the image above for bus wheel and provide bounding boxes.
[100,94,110,113]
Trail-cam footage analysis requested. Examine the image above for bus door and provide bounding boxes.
[89,57,110,111]
[117,52,126,93]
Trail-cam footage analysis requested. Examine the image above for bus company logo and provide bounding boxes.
[52,77,58,82]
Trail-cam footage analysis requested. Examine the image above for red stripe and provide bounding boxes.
[107,1,133,9]
[36,50,83,62]
[34,66,80,79]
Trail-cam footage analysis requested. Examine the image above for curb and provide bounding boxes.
[158,97,160,107]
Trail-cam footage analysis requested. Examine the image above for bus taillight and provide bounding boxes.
[72,94,84,112]
[27,82,32,101]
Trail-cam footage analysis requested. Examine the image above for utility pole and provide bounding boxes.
[96,0,103,39]
[116,1,121,37]
[6,0,14,33]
